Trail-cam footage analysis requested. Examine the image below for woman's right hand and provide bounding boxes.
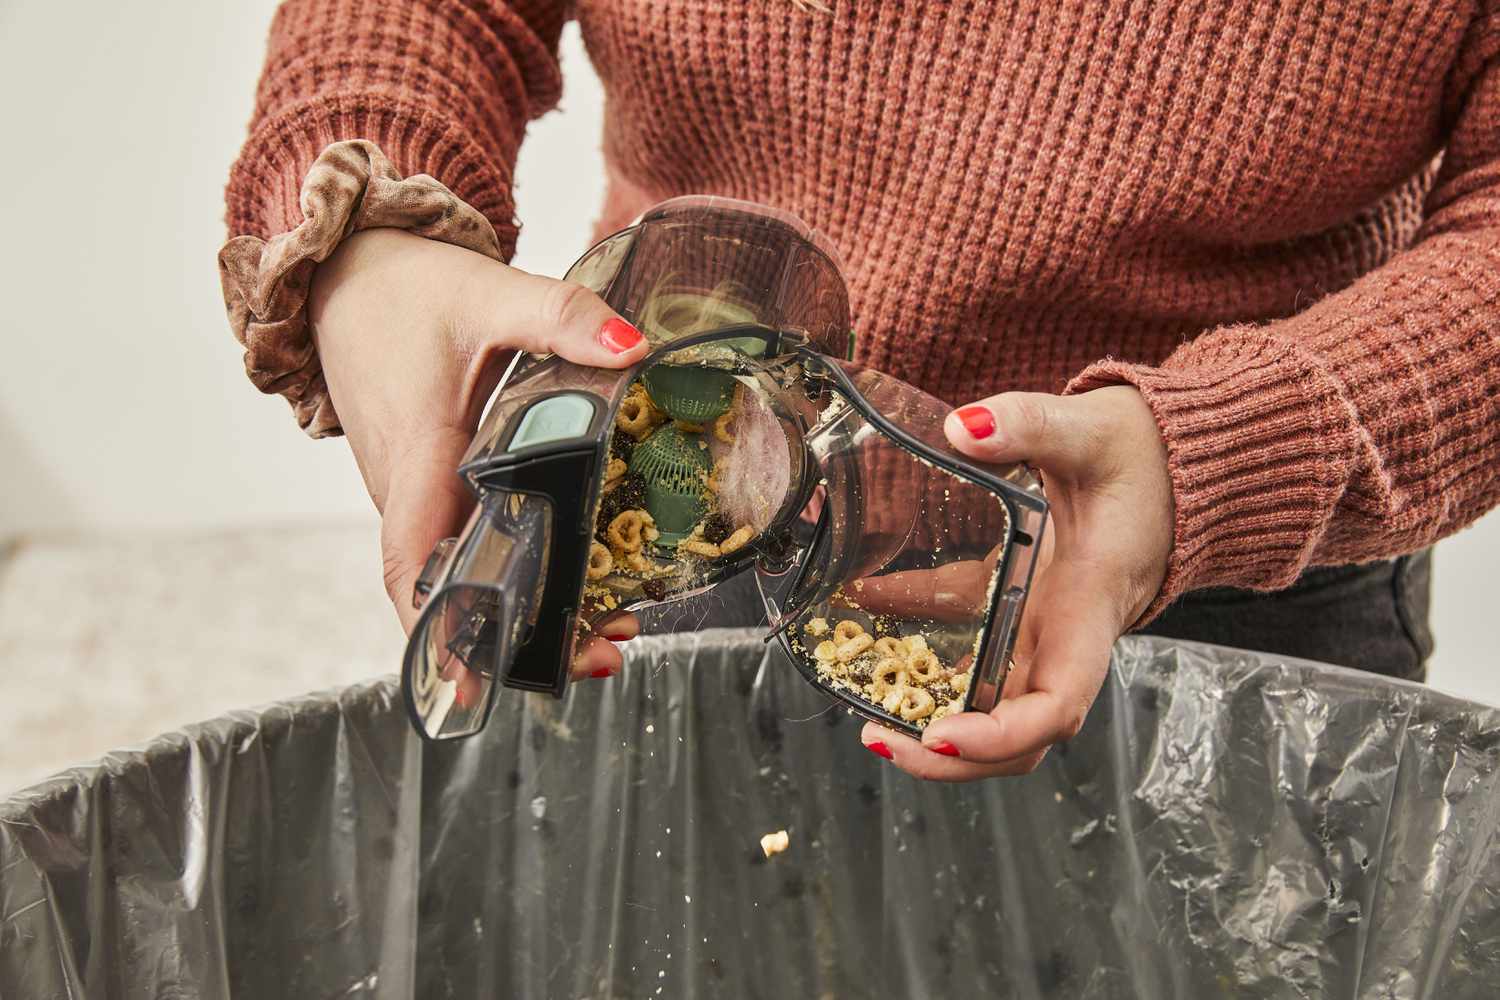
[308,228,649,677]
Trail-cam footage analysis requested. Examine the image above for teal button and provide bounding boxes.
[509,394,596,450]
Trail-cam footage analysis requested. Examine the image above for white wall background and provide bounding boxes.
[0,1,1495,704]
[0,0,604,536]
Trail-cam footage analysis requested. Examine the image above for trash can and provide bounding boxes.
[2,632,1497,999]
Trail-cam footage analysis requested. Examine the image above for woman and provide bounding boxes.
[220,1,1500,781]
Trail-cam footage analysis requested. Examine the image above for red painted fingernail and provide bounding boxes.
[590,667,614,679]
[956,406,995,439]
[453,686,470,708]
[599,317,643,353]
[865,741,894,760]
[603,632,632,642]
[929,740,961,757]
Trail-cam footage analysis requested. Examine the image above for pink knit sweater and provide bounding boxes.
[225,1,1500,612]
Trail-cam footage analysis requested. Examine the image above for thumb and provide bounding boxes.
[380,425,476,635]
[458,267,651,370]
[943,391,1100,474]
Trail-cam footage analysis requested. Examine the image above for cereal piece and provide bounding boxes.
[813,640,839,662]
[871,658,908,696]
[906,649,943,684]
[833,620,866,644]
[623,551,652,573]
[713,409,737,443]
[905,634,929,655]
[931,702,956,722]
[679,538,722,558]
[587,542,613,581]
[607,510,658,553]
[720,526,754,554]
[949,670,971,696]
[705,465,722,493]
[804,618,830,637]
[835,633,873,662]
[881,687,904,714]
[760,829,790,858]
[898,688,935,722]
[626,383,660,410]
[873,636,907,659]
[603,457,627,488]
[674,420,706,433]
[616,394,660,440]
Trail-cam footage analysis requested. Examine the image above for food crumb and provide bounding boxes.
[646,723,655,734]
[760,829,791,858]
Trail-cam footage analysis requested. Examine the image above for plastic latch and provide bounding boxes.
[754,528,796,576]
[413,537,458,609]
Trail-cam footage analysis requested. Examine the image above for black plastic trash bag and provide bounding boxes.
[2,632,1498,999]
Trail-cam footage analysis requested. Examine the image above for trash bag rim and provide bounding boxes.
[0,675,401,812]
[6,633,1497,810]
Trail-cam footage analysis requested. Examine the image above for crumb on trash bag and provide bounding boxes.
[760,829,790,858]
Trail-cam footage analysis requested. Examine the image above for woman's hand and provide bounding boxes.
[309,228,647,677]
[859,386,1174,779]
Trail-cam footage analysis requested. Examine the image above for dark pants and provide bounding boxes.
[1140,550,1434,682]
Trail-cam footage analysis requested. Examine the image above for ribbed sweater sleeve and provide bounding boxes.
[1067,13,1500,619]
[224,0,567,255]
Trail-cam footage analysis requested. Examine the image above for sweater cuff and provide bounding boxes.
[218,139,504,437]
[1064,329,1360,623]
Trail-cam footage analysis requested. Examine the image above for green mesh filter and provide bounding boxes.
[628,424,713,544]
[642,364,736,424]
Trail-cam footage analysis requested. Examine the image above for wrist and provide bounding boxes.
[1065,342,1350,619]
[1100,385,1174,621]
[219,139,504,439]
[309,229,431,343]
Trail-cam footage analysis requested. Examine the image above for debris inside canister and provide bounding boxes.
[581,374,773,625]
[796,616,969,727]
[760,829,791,858]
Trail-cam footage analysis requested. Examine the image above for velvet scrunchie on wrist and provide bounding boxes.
[218,139,503,438]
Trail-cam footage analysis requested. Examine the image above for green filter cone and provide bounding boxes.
[628,424,713,544]
[642,364,736,423]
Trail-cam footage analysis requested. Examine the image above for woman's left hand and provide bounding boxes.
[860,386,1174,780]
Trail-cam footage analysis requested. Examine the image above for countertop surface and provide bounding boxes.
[0,523,401,795]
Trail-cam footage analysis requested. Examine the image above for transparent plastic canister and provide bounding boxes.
[404,196,1046,742]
